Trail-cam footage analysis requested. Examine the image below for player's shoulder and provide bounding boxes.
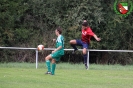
[87,26,91,29]
[86,27,92,31]
[60,35,64,38]
[59,35,64,40]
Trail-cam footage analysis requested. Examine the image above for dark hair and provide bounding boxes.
[82,21,88,27]
[56,27,62,34]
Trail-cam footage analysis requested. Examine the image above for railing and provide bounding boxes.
[0,47,133,69]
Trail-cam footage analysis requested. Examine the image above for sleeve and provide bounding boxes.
[87,28,95,36]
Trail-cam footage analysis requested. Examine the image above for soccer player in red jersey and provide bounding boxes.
[69,20,101,69]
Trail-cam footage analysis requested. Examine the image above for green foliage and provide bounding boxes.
[0,0,133,64]
[0,0,28,46]
[14,28,31,42]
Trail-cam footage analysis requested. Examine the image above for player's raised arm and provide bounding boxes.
[93,34,101,41]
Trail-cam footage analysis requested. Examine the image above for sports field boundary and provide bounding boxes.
[0,47,133,69]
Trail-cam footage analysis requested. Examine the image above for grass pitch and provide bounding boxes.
[0,63,133,88]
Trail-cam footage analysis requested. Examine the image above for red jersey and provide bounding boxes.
[81,27,95,44]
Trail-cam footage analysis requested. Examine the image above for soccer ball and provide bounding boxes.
[37,44,44,51]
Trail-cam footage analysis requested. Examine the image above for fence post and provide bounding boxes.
[87,50,89,70]
[36,49,38,69]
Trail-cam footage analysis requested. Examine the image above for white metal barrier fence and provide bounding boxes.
[0,47,133,69]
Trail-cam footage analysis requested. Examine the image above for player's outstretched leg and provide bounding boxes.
[70,40,78,54]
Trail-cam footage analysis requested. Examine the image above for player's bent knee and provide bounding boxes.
[69,40,73,44]
[45,55,51,60]
[45,57,48,60]
[83,49,87,55]
[70,40,76,44]
[83,52,87,55]
[83,51,87,55]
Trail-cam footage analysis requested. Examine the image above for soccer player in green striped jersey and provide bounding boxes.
[45,27,64,75]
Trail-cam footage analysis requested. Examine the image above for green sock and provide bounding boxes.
[51,63,56,75]
[46,60,51,72]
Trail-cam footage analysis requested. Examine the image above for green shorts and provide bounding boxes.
[50,51,63,61]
